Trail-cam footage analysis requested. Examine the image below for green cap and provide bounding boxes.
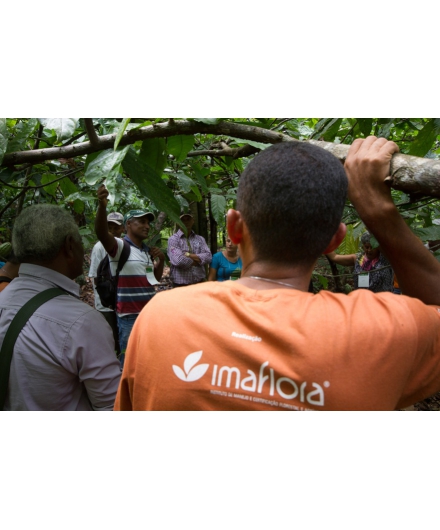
[123,209,155,224]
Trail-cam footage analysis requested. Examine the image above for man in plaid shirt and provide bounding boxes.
[168,214,212,287]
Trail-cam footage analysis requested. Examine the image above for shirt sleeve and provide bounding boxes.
[211,252,221,271]
[88,242,106,278]
[395,298,440,408]
[194,236,212,265]
[64,308,122,411]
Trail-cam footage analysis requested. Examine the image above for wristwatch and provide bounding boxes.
[185,252,190,257]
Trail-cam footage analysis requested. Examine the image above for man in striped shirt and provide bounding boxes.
[95,184,165,368]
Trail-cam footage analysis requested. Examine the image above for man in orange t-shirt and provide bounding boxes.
[115,137,440,411]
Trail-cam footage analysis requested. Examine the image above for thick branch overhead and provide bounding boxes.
[2,120,440,198]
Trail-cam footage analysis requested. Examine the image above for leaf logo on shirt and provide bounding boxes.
[172,351,209,382]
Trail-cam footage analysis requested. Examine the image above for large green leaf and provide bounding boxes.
[38,118,79,141]
[210,194,227,225]
[84,146,129,185]
[176,171,196,193]
[122,147,182,226]
[408,119,440,157]
[336,224,360,255]
[188,162,209,193]
[411,225,440,242]
[139,138,167,175]
[59,177,78,197]
[229,137,270,150]
[357,119,373,137]
[167,135,195,162]
[321,118,343,141]
[41,173,58,196]
[6,119,38,153]
[114,118,131,150]
[0,119,7,165]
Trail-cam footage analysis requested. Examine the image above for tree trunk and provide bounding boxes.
[208,195,218,255]
[325,256,344,293]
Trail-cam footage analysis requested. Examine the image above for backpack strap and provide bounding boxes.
[0,287,67,409]
[116,239,131,276]
[0,276,12,283]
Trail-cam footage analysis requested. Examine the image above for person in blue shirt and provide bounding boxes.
[208,237,242,281]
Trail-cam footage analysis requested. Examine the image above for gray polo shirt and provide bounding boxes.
[0,264,121,411]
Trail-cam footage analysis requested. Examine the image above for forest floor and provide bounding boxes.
[79,255,440,411]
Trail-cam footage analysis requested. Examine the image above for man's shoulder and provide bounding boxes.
[168,231,183,242]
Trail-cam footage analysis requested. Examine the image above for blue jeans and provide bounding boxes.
[117,314,139,369]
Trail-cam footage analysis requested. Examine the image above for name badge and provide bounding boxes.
[146,266,159,285]
[358,273,370,288]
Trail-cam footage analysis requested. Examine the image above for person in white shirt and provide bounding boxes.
[88,211,124,356]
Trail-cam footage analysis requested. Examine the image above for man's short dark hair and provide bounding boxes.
[236,141,348,266]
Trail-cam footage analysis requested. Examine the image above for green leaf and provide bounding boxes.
[167,135,195,162]
[377,119,395,139]
[41,173,58,196]
[84,146,129,185]
[114,118,131,150]
[59,177,78,197]
[139,138,167,175]
[176,171,196,193]
[336,224,360,254]
[210,194,227,225]
[408,119,440,157]
[190,185,202,202]
[38,118,79,141]
[229,137,270,150]
[73,200,84,214]
[0,118,7,165]
[122,147,182,226]
[317,275,328,289]
[411,225,440,242]
[357,118,373,137]
[188,162,209,193]
[6,119,38,153]
[321,118,343,141]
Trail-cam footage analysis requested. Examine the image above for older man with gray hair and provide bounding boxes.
[0,204,121,411]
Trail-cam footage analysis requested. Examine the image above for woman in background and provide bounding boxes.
[208,237,242,281]
[326,231,393,293]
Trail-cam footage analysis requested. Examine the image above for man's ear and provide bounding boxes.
[227,209,243,245]
[63,235,76,259]
[322,223,347,254]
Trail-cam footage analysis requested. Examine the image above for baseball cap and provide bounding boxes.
[124,209,155,224]
[180,213,194,219]
[107,212,124,225]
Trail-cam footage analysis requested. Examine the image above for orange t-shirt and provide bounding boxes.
[0,281,10,293]
[114,282,440,411]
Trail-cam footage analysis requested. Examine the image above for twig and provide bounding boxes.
[84,119,100,147]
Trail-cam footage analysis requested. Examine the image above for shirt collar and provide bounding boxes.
[124,235,149,252]
[177,229,194,238]
[18,263,81,297]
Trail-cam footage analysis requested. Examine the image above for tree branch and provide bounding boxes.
[84,118,101,147]
[2,120,440,199]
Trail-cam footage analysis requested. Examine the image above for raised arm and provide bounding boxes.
[325,251,356,267]
[345,136,440,305]
[95,184,117,254]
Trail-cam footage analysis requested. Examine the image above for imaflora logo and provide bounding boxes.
[172,351,330,407]
[172,351,209,382]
